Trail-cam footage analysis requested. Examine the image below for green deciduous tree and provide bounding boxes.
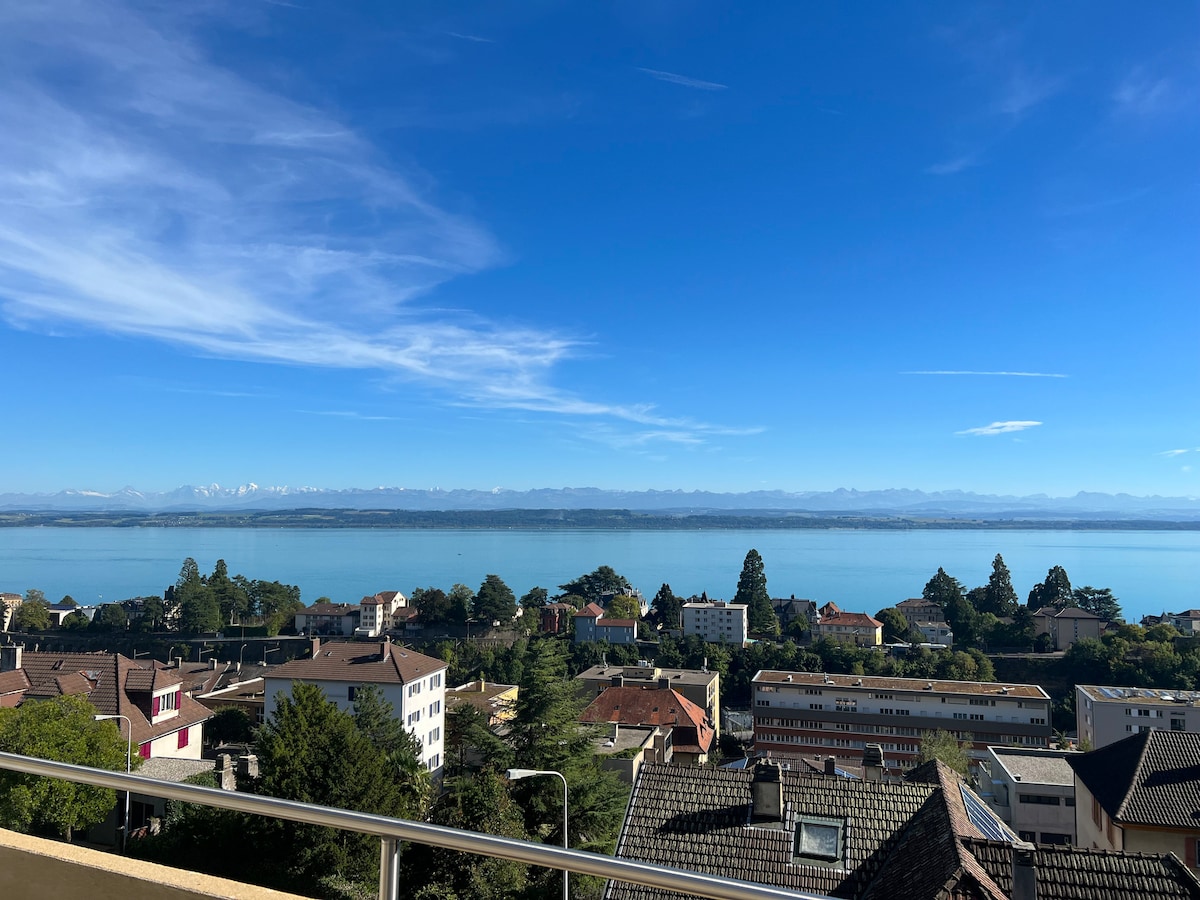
[875,607,919,643]
[14,599,51,632]
[1073,586,1123,622]
[917,729,970,777]
[1027,565,1073,609]
[89,603,129,632]
[474,575,517,625]
[0,695,132,840]
[735,549,779,636]
[558,566,631,605]
[605,594,641,621]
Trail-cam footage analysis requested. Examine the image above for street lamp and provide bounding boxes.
[263,645,280,665]
[239,643,248,668]
[506,768,568,900]
[94,714,132,852]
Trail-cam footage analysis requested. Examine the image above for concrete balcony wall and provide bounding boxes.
[0,828,307,900]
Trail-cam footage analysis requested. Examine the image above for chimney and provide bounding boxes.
[611,675,624,687]
[173,656,183,669]
[478,679,486,693]
[237,754,259,780]
[210,657,219,670]
[750,760,784,824]
[611,722,620,740]
[0,644,22,672]
[1012,843,1037,900]
[310,637,321,658]
[862,743,885,782]
[379,639,390,661]
[824,757,836,776]
[216,754,236,791]
[657,677,671,691]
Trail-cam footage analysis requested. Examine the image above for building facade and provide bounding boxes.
[753,670,1052,770]
[1032,606,1103,650]
[576,663,721,735]
[810,610,884,646]
[265,638,447,774]
[985,747,1078,846]
[572,603,637,645]
[1076,683,1200,749]
[680,601,748,646]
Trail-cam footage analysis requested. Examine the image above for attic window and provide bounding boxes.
[794,816,844,864]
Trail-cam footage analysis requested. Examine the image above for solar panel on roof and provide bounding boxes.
[960,785,1015,843]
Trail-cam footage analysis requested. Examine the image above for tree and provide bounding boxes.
[735,549,778,636]
[474,575,517,625]
[558,566,631,605]
[250,581,303,636]
[916,729,969,777]
[14,599,51,632]
[209,559,251,626]
[605,594,641,621]
[448,584,475,625]
[352,685,431,819]
[1027,565,1073,609]
[922,567,965,610]
[981,554,1019,616]
[923,568,980,646]
[59,595,77,607]
[1073,586,1123,623]
[517,586,548,634]
[62,609,90,630]
[649,583,684,631]
[0,695,132,840]
[206,706,254,747]
[23,589,46,605]
[876,607,919,643]
[414,587,454,626]
[89,603,129,632]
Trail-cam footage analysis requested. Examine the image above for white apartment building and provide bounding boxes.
[985,747,1078,846]
[1076,683,1200,750]
[681,601,749,646]
[753,670,1052,770]
[265,638,447,774]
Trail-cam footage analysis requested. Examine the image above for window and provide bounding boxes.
[431,673,442,688]
[1172,718,1186,731]
[1065,797,1075,807]
[1019,794,1061,806]
[1040,832,1070,846]
[177,727,189,750]
[429,726,441,743]
[429,700,441,715]
[1019,830,1037,842]
[428,753,441,771]
[140,742,151,760]
[1092,797,1102,827]
[348,685,359,701]
[794,817,843,863]
[809,703,825,710]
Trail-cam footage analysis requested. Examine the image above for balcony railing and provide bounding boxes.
[0,751,835,900]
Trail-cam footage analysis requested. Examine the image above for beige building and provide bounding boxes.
[811,610,883,646]
[0,593,21,631]
[576,662,721,734]
[753,670,1052,771]
[1076,683,1200,749]
[1032,606,1103,650]
[1070,728,1200,870]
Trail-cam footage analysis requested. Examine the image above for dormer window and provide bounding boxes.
[794,816,844,864]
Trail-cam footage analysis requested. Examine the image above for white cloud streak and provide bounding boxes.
[636,68,728,91]
[0,1,751,445]
[925,156,978,176]
[903,370,1068,378]
[1113,69,1179,117]
[956,421,1043,436]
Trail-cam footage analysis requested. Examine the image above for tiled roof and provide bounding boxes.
[581,686,714,753]
[598,619,637,628]
[267,639,445,684]
[963,839,1200,900]
[16,652,210,748]
[298,602,358,615]
[753,670,1049,699]
[820,612,883,628]
[606,762,942,900]
[0,668,30,695]
[1069,729,1200,829]
[574,603,606,618]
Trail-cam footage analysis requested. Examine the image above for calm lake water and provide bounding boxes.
[1,528,1196,623]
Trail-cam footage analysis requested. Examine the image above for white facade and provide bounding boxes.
[1076,684,1200,750]
[140,721,205,760]
[681,602,748,646]
[985,747,1077,846]
[265,669,446,773]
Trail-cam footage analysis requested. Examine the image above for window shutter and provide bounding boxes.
[152,695,160,716]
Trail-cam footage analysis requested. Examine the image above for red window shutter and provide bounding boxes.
[152,696,160,716]
[139,742,151,759]
[177,728,189,750]
[1187,837,1196,869]
[175,689,181,707]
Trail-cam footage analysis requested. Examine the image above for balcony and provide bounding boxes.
[0,751,835,900]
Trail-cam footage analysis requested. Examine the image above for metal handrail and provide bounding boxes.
[0,751,836,900]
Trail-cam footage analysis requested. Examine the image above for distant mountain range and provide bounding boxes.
[1,484,1199,520]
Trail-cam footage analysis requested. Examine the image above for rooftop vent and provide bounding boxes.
[924,682,933,690]
[750,760,784,824]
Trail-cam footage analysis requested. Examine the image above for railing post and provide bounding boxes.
[379,836,400,900]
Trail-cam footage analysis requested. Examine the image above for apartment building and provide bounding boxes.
[752,670,1052,770]
[1076,683,1200,749]
[575,662,721,734]
[681,601,748,646]
[985,747,1078,846]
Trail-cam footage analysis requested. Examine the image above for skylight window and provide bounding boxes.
[794,816,844,864]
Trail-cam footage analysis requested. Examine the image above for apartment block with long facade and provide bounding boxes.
[752,670,1052,770]
[1076,683,1200,749]
[680,601,748,646]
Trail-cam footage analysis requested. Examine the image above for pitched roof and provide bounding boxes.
[820,611,883,628]
[580,686,714,753]
[607,762,947,900]
[16,651,210,747]
[597,618,637,628]
[574,602,605,618]
[1069,728,1200,829]
[267,639,445,684]
[298,602,358,615]
[1049,607,1102,620]
[963,839,1200,900]
[0,668,31,695]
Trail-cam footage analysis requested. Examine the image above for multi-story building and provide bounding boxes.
[752,670,1052,770]
[293,601,360,636]
[572,602,637,645]
[1032,606,1103,650]
[265,637,447,774]
[810,610,883,646]
[1076,683,1200,749]
[575,662,721,734]
[897,597,946,628]
[985,746,1078,846]
[681,601,748,646]
[0,592,22,631]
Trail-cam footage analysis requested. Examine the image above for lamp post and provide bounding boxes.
[506,768,568,900]
[94,714,132,852]
[239,643,248,668]
[263,645,280,665]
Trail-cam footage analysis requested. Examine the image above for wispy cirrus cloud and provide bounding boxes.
[1158,449,1198,458]
[0,1,750,446]
[956,420,1042,436]
[903,370,1068,378]
[996,68,1063,118]
[443,31,494,44]
[925,155,979,176]
[1113,68,1182,117]
[636,67,728,91]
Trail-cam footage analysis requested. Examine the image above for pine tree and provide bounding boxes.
[735,549,779,636]
[474,574,517,624]
[1027,565,1073,609]
[982,554,1018,616]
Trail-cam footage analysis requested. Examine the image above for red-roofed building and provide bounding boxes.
[812,610,884,646]
[0,645,210,758]
[573,603,637,645]
[580,684,715,765]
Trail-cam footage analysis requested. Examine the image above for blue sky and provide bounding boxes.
[0,1,1196,497]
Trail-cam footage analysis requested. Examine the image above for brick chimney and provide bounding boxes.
[379,639,390,661]
[824,756,836,776]
[750,760,784,824]
[0,644,22,672]
[310,636,321,657]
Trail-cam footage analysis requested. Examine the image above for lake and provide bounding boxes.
[0,527,1196,623]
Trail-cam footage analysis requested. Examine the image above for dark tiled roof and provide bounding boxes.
[607,763,942,900]
[581,686,714,754]
[268,639,445,684]
[1069,729,1200,828]
[0,668,30,695]
[963,839,1200,900]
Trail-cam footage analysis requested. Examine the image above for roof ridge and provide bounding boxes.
[1115,728,1157,821]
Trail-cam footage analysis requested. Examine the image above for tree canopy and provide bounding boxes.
[558,566,631,605]
[734,549,778,636]
[981,554,1019,616]
[649,583,684,631]
[916,729,969,777]
[1028,565,1074,609]
[474,575,517,624]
